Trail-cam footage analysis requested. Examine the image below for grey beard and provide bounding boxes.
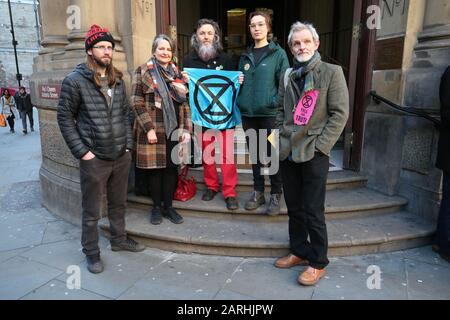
[198,44,217,62]
[295,53,314,63]
[295,55,304,63]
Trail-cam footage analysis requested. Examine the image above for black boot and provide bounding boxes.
[245,191,265,211]
[266,194,282,216]
[150,206,163,225]
[202,189,218,201]
[163,207,184,224]
[226,197,239,211]
[111,237,146,252]
[86,254,104,274]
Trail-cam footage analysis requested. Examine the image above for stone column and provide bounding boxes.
[30,0,133,225]
[33,0,69,75]
[117,0,157,76]
[405,0,450,110]
[58,0,127,78]
[37,0,70,56]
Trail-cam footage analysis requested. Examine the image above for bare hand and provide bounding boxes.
[147,130,158,144]
[181,71,190,84]
[82,151,96,161]
[238,73,245,85]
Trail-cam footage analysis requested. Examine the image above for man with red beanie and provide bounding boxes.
[57,25,145,274]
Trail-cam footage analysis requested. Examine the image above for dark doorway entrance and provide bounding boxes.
[157,0,376,171]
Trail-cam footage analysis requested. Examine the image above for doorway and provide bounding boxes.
[156,0,376,171]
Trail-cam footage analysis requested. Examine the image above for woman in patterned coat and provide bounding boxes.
[131,34,192,225]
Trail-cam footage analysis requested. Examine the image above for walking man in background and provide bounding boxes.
[16,86,34,134]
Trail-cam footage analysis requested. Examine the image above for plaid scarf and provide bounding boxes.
[147,57,188,138]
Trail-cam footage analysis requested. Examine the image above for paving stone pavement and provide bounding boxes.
[1,110,450,300]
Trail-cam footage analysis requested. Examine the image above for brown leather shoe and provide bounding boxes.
[275,254,309,269]
[298,267,326,286]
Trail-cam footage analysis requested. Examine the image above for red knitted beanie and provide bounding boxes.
[85,24,115,52]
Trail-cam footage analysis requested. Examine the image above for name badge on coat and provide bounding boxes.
[294,90,319,126]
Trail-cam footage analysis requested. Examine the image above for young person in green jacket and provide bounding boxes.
[237,11,290,215]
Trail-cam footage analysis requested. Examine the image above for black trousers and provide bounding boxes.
[148,167,178,209]
[20,110,34,131]
[6,115,14,131]
[79,152,131,256]
[242,116,283,194]
[436,171,450,256]
[280,153,330,269]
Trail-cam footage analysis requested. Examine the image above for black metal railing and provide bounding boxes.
[370,91,442,129]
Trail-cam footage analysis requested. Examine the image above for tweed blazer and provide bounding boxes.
[275,61,349,163]
[131,63,192,169]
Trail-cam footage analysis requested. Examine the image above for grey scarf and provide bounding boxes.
[150,57,178,139]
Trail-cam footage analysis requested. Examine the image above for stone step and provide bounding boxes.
[128,187,407,221]
[188,168,368,192]
[99,210,434,257]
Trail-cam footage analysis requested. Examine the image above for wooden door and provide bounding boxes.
[155,0,178,44]
[343,0,378,170]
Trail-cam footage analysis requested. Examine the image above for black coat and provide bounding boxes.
[437,66,450,172]
[16,93,33,113]
[57,63,133,161]
[183,50,237,132]
[183,51,234,71]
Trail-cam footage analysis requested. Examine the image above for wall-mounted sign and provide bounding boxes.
[374,37,405,70]
[39,85,61,100]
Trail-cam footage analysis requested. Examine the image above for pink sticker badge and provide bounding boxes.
[293,89,320,126]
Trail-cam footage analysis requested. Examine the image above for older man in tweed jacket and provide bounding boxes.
[274,22,349,286]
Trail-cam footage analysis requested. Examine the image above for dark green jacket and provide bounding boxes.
[237,41,290,117]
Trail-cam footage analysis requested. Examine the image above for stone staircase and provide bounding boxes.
[99,169,436,257]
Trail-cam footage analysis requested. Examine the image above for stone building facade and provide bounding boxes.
[363,0,449,221]
[30,0,450,252]
[0,0,40,89]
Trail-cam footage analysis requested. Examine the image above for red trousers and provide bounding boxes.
[200,129,237,198]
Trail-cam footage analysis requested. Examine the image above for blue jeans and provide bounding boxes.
[436,172,450,256]
[20,110,34,132]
